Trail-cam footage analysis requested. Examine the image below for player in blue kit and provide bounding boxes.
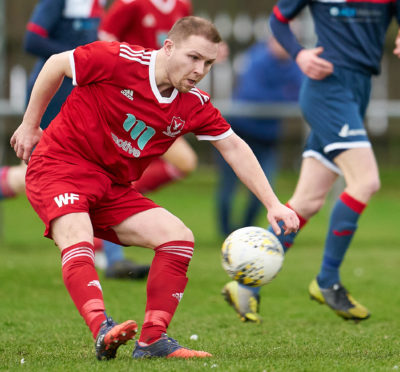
[0,0,149,279]
[223,0,400,323]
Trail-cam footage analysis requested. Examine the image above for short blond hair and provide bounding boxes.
[168,16,222,45]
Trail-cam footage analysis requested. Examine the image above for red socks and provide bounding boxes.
[132,158,183,194]
[61,240,194,343]
[61,242,106,339]
[139,241,194,345]
[286,202,308,229]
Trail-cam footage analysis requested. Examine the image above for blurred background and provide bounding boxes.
[1,0,399,168]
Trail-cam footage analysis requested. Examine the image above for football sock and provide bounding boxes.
[102,240,125,266]
[0,167,16,200]
[61,242,106,339]
[317,192,366,288]
[267,203,308,253]
[239,282,261,295]
[139,240,193,345]
[132,158,183,194]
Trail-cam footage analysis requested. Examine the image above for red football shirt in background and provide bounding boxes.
[99,0,192,48]
[34,41,232,184]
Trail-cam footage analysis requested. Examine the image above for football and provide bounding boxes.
[221,226,284,287]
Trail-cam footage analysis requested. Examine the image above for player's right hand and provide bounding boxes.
[10,122,42,164]
[266,203,300,236]
[296,47,334,80]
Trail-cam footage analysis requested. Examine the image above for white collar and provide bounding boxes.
[149,50,178,104]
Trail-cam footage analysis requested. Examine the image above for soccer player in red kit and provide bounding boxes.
[11,17,299,360]
[98,0,197,279]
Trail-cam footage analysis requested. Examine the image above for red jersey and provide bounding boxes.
[99,0,191,48]
[34,41,232,184]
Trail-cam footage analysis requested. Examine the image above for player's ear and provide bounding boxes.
[163,39,174,56]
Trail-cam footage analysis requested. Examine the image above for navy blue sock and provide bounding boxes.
[268,222,299,253]
[267,203,307,253]
[317,192,366,288]
[103,240,125,267]
[239,282,261,295]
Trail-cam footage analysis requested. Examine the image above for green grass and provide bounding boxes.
[0,167,399,371]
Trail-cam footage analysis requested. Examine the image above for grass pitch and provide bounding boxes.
[0,167,399,371]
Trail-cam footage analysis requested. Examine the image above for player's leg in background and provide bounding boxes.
[307,147,378,321]
[214,150,240,235]
[0,162,27,199]
[113,207,211,358]
[317,147,379,288]
[132,137,197,193]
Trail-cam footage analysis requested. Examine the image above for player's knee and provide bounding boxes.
[180,225,194,242]
[7,164,27,195]
[346,175,380,203]
[291,196,325,219]
[176,151,198,175]
[173,224,194,242]
[158,220,194,243]
[305,199,325,218]
[363,176,381,198]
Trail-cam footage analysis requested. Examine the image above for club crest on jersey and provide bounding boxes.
[163,117,185,137]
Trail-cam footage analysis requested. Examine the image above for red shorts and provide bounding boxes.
[26,155,159,244]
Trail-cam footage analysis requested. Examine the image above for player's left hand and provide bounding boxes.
[393,29,400,58]
[266,203,300,236]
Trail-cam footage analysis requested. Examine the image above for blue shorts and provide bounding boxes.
[299,66,372,174]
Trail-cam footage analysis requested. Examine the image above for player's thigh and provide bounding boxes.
[113,207,194,248]
[290,157,338,218]
[162,136,197,173]
[51,212,94,251]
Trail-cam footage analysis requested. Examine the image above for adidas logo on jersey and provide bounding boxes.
[121,89,134,101]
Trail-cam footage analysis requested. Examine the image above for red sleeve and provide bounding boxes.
[190,96,232,140]
[72,41,119,86]
[99,0,138,41]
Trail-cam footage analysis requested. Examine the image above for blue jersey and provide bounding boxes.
[25,0,105,128]
[270,0,400,75]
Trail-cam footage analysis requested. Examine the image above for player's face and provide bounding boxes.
[166,35,218,93]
